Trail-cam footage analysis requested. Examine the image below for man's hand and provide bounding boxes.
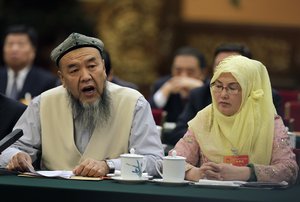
[174,77,204,91]
[163,77,204,99]
[6,152,34,172]
[73,158,109,177]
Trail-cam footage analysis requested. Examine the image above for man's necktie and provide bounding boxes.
[10,73,18,99]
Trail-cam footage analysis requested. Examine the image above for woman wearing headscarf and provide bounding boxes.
[171,55,298,184]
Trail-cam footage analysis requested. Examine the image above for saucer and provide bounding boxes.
[111,176,148,184]
[151,178,190,186]
[107,171,152,179]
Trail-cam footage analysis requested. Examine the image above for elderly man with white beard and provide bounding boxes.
[0,33,164,177]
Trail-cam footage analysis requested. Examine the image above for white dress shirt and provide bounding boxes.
[6,66,31,97]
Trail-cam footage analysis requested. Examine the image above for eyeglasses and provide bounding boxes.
[210,82,241,95]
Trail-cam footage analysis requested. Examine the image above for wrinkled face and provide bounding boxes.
[212,73,242,116]
[58,47,107,105]
[3,34,36,71]
[171,55,203,80]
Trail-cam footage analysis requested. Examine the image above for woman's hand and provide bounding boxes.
[185,162,251,181]
[185,162,219,181]
[211,163,251,181]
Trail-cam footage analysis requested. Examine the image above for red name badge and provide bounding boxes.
[223,155,249,166]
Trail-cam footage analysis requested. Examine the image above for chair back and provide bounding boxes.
[278,90,300,117]
[293,148,300,184]
[278,90,300,104]
[284,101,300,131]
[151,109,167,126]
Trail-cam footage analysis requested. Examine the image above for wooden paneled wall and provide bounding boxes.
[80,0,300,98]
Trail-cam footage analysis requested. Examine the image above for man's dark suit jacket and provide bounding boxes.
[162,82,283,146]
[149,75,188,123]
[0,66,58,100]
[0,93,26,140]
[111,76,139,91]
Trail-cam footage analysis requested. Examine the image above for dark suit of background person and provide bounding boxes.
[102,49,139,90]
[0,93,26,140]
[162,43,283,146]
[149,46,207,123]
[0,25,58,103]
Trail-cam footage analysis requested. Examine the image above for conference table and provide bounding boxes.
[0,175,298,202]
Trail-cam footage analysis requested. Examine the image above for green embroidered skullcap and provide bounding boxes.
[50,32,104,66]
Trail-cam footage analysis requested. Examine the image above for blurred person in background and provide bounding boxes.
[0,24,58,104]
[149,46,207,123]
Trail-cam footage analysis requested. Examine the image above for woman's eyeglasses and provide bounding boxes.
[210,82,241,95]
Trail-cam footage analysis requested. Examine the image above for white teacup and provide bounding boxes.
[120,148,146,180]
[156,150,186,182]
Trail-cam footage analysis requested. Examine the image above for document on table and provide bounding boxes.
[21,170,74,179]
[192,179,246,188]
[192,179,288,189]
[20,166,102,180]
[20,170,103,180]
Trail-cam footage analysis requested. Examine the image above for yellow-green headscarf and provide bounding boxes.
[188,55,275,165]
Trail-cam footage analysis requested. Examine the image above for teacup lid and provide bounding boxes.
[120,148,144,158]
[164,150,186,160]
